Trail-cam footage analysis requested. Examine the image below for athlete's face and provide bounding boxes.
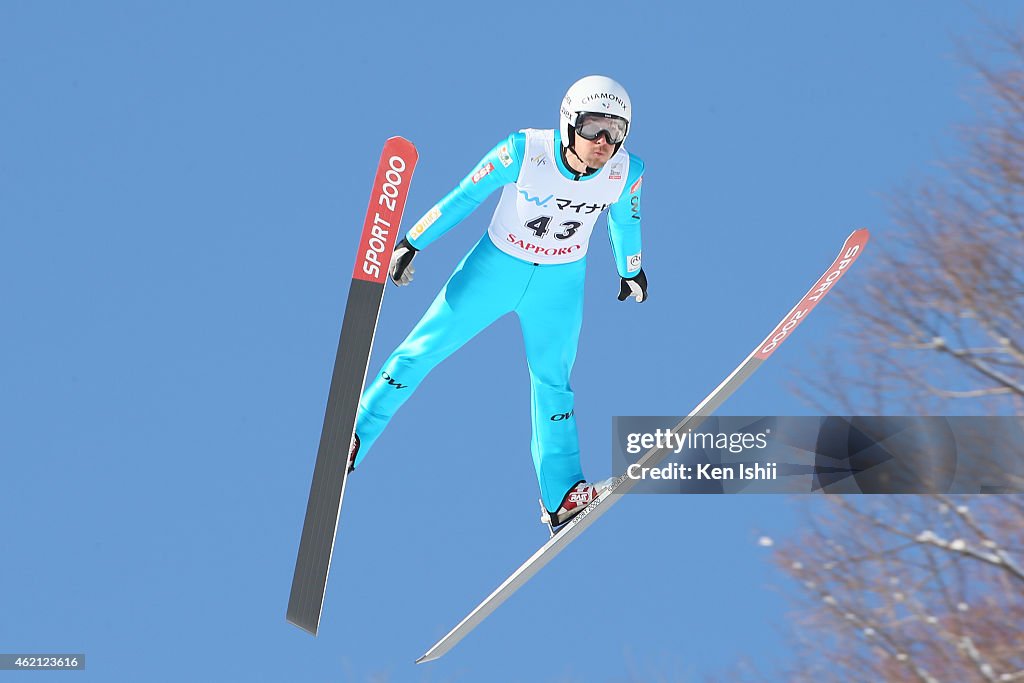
[572,134,614,169]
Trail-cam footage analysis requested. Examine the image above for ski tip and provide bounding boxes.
[848,227,871,244]
[384,136,419,157]
[415,654,433,665]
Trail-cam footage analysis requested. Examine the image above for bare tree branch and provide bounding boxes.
[765,496,1024,683]
[796,30,1024,414]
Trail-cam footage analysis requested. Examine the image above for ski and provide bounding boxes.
[288,137,418,636]
[416,228,870,663]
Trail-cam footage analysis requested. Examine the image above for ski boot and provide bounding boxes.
[347,433,360,474]
[540,478,615,536]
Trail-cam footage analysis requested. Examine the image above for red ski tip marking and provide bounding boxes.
[353,136,419,284]
[755,228,869,360]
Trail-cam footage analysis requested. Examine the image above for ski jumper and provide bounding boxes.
[354,129,645,512]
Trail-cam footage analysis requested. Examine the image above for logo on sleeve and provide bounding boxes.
[471,162,494,184]
[629,175,643,194]
[409,206,442,240]
[628,252,642,269]
[498,144,513,168]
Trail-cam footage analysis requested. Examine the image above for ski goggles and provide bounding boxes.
[574,112,628,144]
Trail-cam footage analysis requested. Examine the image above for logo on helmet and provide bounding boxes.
[580,92,628,111]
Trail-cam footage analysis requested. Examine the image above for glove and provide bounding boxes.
[617,268,648,303]
[389,237,418,286]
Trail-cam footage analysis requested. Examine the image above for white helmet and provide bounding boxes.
[560,75,632,152]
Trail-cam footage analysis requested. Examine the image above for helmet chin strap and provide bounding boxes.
[562,129,599,178]
[568,146,599,177]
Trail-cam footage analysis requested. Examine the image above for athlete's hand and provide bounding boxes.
[389,237,418,286]
[617,269,648,303]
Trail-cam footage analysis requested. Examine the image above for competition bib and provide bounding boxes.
[487,129,629,264]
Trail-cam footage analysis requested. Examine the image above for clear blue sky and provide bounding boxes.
[2,2,1020,681]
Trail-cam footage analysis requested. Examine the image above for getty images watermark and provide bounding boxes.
[612,416,1024,494]
[624,427,776,482]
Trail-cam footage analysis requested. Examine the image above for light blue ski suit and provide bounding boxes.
[354,130,645,512]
